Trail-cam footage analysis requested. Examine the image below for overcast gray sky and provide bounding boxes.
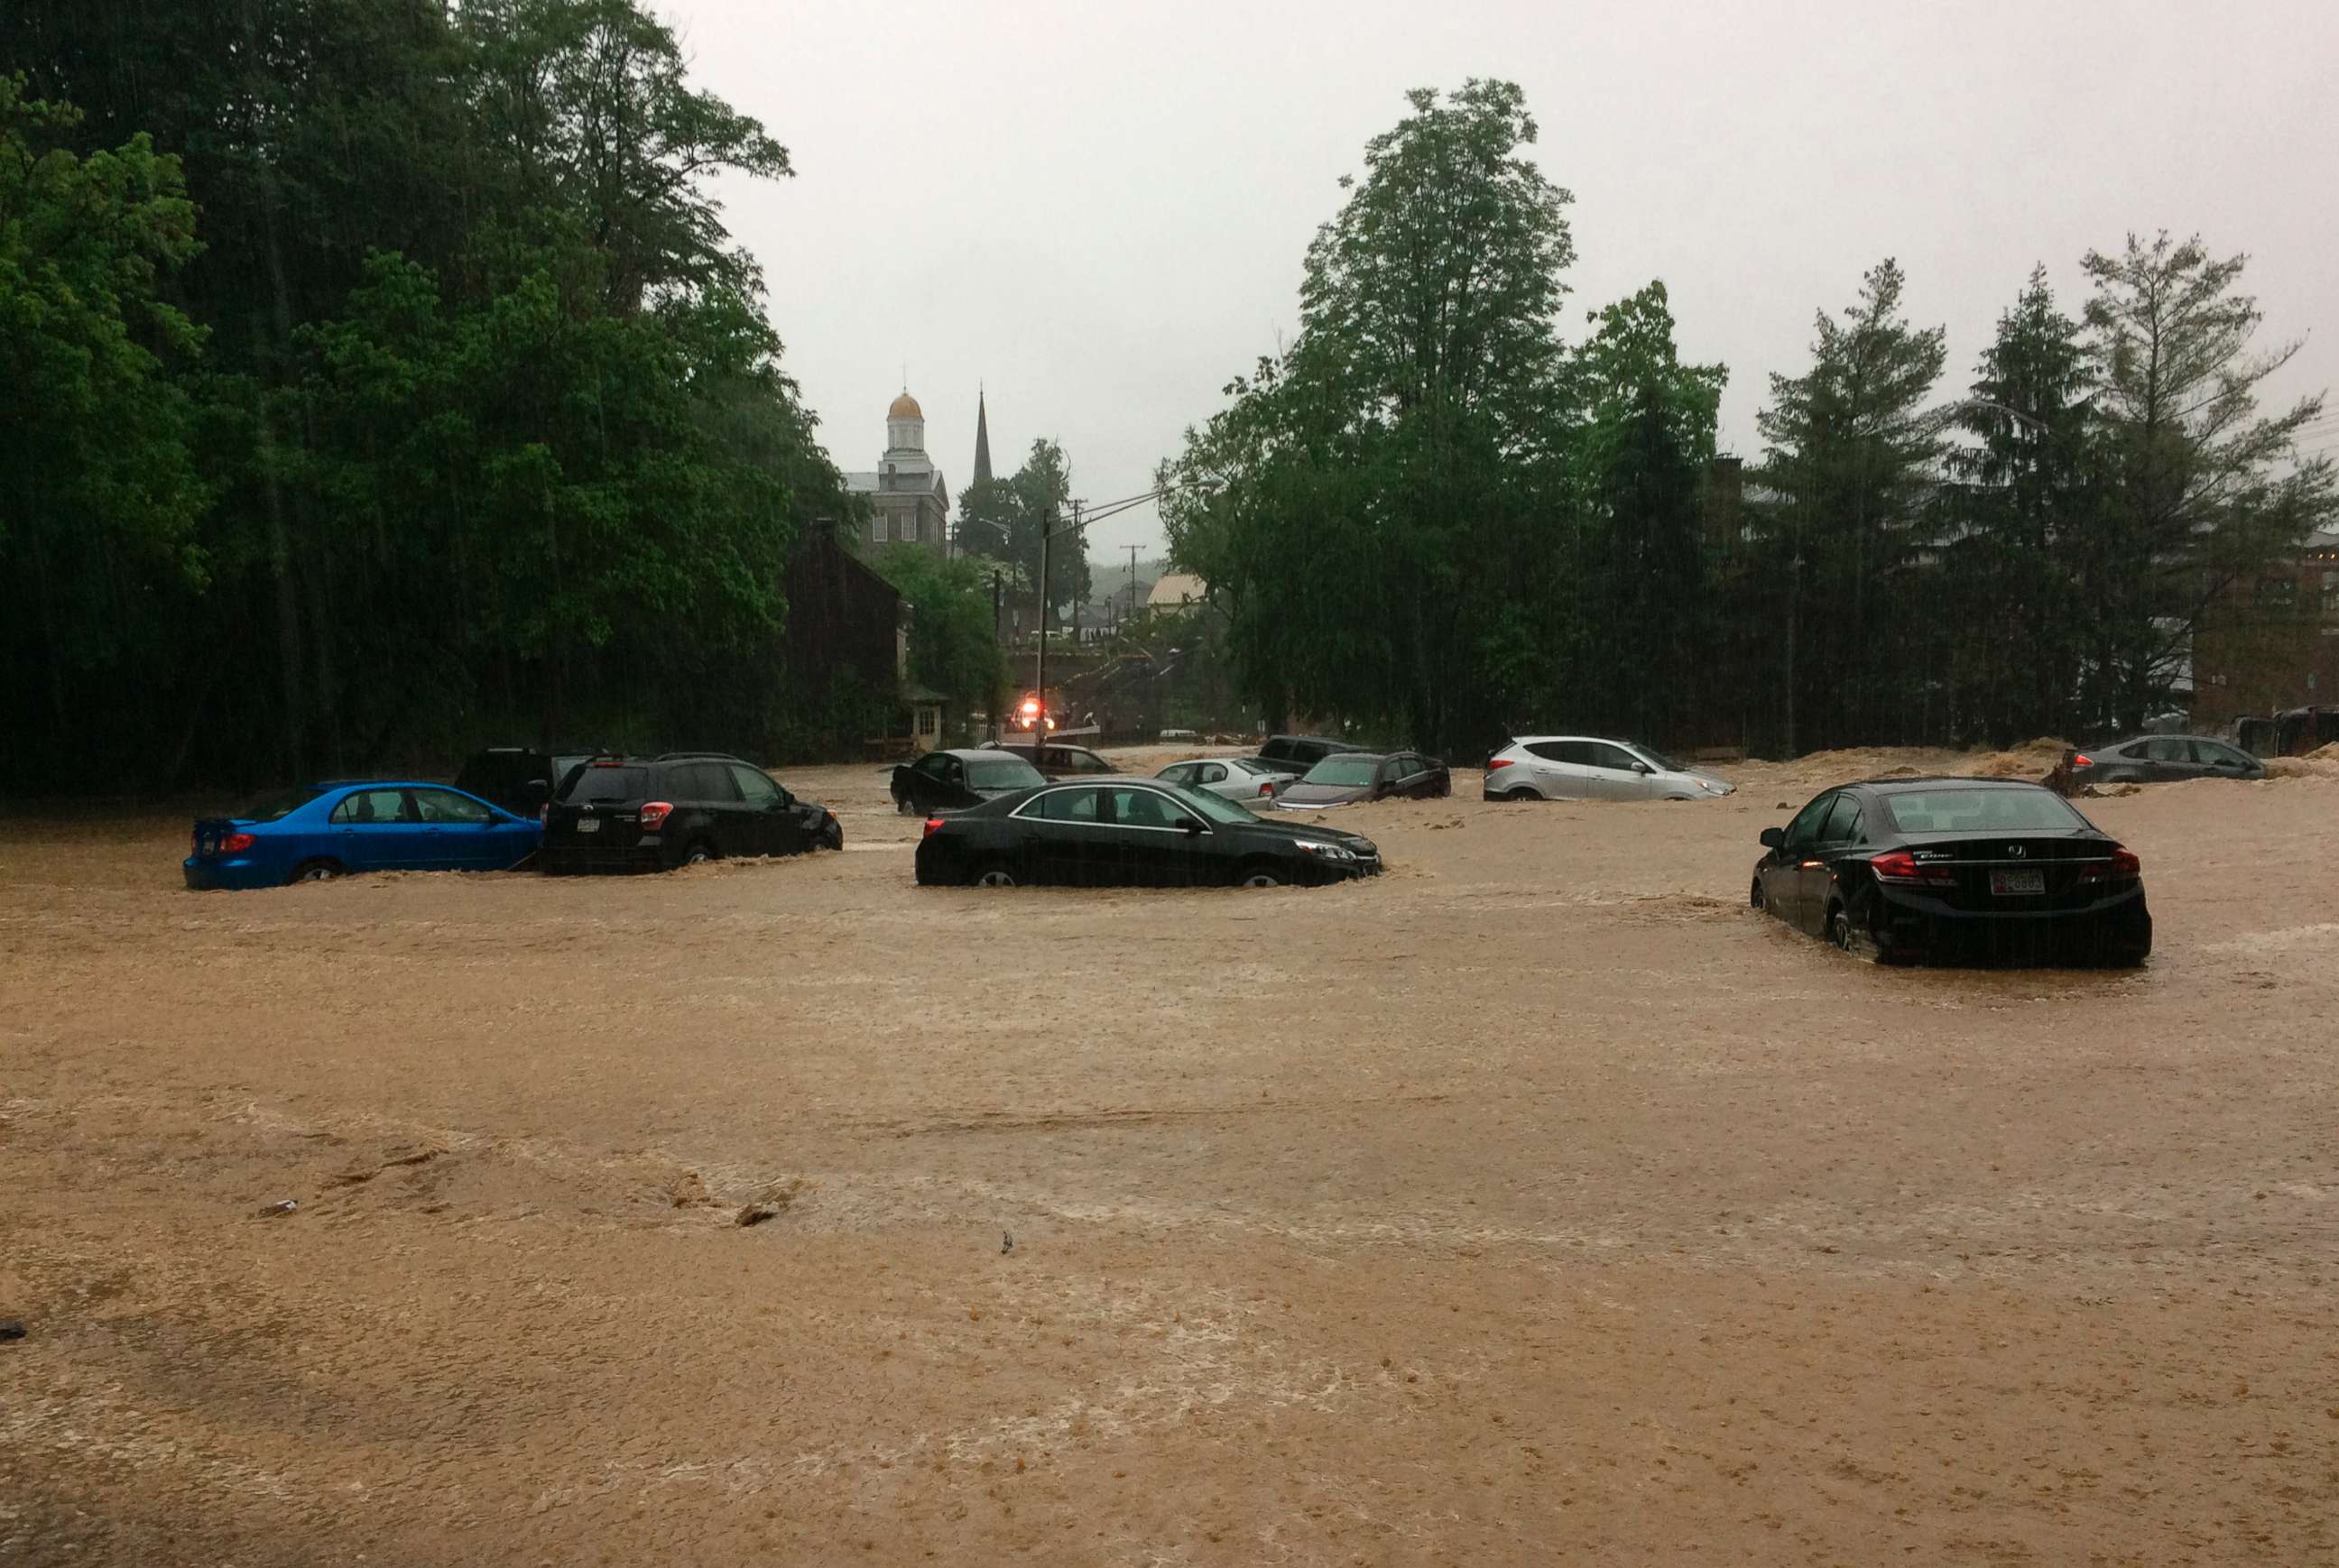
[677,0,2337,564]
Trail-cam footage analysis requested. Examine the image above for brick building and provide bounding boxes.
[2189,527,2339,725]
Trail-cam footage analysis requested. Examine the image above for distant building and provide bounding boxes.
[2191,527,2339,724]
[845,391,949,557]
[1146,572,1208,611]
[781,518,904,696]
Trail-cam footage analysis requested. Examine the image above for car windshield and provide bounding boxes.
[1301,756,1381,786]
[1157,781,1259,825]
[238,785,324,823]
[1628,742,1685,772]
[1883,788,2087,834]
[969,757,1046,789]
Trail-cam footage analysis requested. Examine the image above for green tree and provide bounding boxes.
[1565,281,1726,742]
[2079,232,2333,729]
[871,548,1007,727]
[1938,267,2100,742]
[1162,79,1576,752]
[0,79,212,749]
[1754,258,1946,752]
[957,438,1087,627]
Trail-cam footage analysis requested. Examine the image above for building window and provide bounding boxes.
[901,515,919,543]
[2323,574,2339,622]
[2254,576,2296,609]
[873,514,889,543]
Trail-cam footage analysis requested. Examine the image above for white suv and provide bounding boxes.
[1484,736,1734,802]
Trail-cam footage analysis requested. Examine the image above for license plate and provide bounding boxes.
[575,818,600,834]
[1990,868,2045,896]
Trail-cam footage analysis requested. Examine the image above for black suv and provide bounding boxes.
[540,753,842,873]
[1245,733,1366,779]
[454,747,594,816]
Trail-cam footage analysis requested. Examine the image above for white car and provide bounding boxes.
[1484,736,1734,802]
[1154,756,1290,803]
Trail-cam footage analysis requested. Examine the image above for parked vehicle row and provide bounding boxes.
[185,750,840,889]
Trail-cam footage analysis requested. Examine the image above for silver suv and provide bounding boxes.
[1484,736,1734,801]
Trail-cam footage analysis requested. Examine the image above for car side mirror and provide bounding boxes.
[1180,817,1205,835]
[1760,827,1785,850]
[1632,762,1653,775]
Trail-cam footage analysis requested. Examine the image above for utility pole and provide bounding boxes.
[1032,499,1084,756]
[1127,545,1140,629]
[990,569,1003,742]
[1068,499,1086,648]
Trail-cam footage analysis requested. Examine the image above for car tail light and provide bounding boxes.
[638,801,673,829]
[2070,752,2093,768]
[539,804,549,825]
[2076,846,2141,886]
[1486,757,1514,770]
[1871,849,1956,887]
[220,832,255,853]
[922,816,946,839]
[1258,780,1274,797]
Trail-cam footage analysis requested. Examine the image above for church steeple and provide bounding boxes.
[972,385,993,485]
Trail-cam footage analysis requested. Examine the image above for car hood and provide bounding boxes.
[1225,816,1377,852]
[1275,782,1371,807]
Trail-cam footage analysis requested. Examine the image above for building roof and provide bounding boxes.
[889,392,923,420]
[1146,572,1208,608]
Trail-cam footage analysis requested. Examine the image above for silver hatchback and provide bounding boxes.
[1155,756,1290,803]
[1484,736,1733,801]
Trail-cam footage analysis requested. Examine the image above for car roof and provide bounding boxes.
[314,779,478,792]
[1506,734,1637,746]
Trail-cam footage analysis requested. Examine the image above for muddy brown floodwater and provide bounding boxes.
[4,748,2336,1565]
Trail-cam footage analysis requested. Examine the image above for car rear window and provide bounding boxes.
[1882,789,2085,835]
[239,785,324,823]
[567,765,645,803]
[968,758,1045,789]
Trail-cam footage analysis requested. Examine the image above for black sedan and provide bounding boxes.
[1273,751,1451,810]
[914,778,1383,888]
[2068,734,2264,786]
[1752,777,2149,966]
[892,748,1048,814]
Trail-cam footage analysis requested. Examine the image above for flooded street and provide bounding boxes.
[5,751,2336,1565]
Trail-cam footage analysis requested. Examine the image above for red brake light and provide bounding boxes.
[2071,753,2093,768]
[1871,849,1956,887]
[2078,846,2142,885]
[922,816,946,838]
[1258,780,1274,796]
[1486,757,1514,770]
[220,832,256,853]
[639,801,673,829]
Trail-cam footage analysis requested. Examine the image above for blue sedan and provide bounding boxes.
[183,781,543,890]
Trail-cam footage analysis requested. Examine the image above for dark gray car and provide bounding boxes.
[1273,751,1451,810]
[2069,735,2265,787]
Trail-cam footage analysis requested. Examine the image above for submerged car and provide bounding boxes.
[978,740,1115,779]
[184,782,542,890]
[1273,751,1450,809]
[540,753,841,873]
[915,778,1382,888]
[892,748,1049,813]
[453,746,594,815]
[1484,736,1733,801]
[1153,755,1291,802]
[2066,735,2265,787]
[1752,778,2149,966]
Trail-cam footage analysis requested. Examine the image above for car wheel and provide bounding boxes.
[820,822,844,852]
[1751,876,1767,911]
[969,860,1017,888]
[289,858,344,884]
[1827,905,1854,952]
[1237,862,1285,889]
[685,840,717,866]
